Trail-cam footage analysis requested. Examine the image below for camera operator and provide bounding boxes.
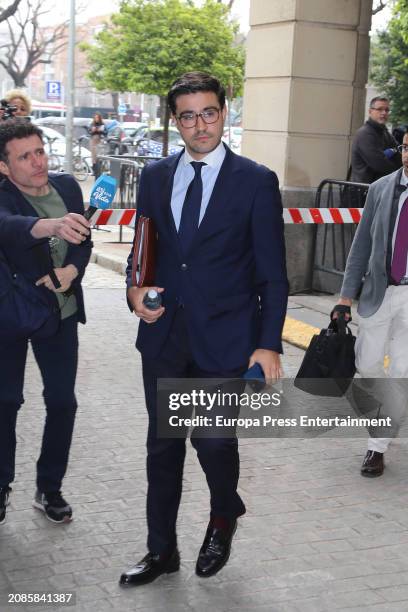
[1,89,32,120]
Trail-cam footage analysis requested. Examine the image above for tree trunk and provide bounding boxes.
[161,95,170,157]
[13,74,26,87]
[111,92,119,115]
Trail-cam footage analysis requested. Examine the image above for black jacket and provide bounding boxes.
[351,118,401,184]
[0,173,92,323]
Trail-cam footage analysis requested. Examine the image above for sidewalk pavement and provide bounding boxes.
[2,238,408,612]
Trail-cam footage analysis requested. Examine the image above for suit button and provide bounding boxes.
[181,263,188,271]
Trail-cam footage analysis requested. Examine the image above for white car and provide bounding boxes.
[121,121,148,138]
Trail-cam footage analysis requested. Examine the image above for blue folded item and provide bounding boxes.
[243,362,266,391]
[384,147,397,160]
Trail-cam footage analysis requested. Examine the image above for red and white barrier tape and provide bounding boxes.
[283,208,363,224]
[91,209,137,225]
[90,208,364,226]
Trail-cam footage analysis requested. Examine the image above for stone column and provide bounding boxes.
[242,0,372,292]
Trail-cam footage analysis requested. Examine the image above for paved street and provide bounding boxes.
[1,263,408,612]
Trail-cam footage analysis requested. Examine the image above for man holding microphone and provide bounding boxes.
[0,120,92,525]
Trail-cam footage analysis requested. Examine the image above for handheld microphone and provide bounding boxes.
[84,175,117,221]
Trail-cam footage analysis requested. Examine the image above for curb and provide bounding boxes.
[91,250,127,276]
[282,316,317,351]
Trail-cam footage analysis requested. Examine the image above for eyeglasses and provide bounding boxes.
[176,108,221,128]
[398,144,408,153]
[370,106,390,113]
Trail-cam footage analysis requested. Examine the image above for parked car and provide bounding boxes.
[120,122,148,153]
[121,122,148,138]
[130,126,183,156]
[35,116,135,158]
[136,138,183,157]
[134,126,184,147]
[35,117,92,147]
[105,124,130,155]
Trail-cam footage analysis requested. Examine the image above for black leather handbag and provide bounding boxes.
[294,317,356,397]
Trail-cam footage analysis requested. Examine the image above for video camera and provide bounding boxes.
[0,99,18,120]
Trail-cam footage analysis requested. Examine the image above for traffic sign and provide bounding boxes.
[46,81,61,101]
[117,103,127,115]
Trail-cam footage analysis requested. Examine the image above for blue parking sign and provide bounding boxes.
[46,81,61,101]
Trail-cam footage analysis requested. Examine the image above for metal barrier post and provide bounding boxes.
[94,155,160,242]
[312,178,369,293]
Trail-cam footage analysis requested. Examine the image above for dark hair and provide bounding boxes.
[369,95,389,108]
[167,71,226,115]
[0,119,43,163]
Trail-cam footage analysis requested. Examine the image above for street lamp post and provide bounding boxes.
[64,0,75,173]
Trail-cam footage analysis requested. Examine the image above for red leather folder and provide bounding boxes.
[131,216,156,287]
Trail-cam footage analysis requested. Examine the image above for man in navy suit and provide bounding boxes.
[0,120,92,526]
[121,72,288,586]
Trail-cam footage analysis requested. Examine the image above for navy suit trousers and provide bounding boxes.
[0,315,78,492]
[141,308,247,555]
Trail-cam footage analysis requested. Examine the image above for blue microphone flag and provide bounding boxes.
[84,175,118,220]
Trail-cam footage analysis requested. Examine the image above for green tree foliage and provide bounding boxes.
[370,1,408,124]
[81,0,245,153]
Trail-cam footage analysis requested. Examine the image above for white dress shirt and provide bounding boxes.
[170,141,226,231]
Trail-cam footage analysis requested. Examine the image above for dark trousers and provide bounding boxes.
[0,315,79,492]
[141,308,246,554]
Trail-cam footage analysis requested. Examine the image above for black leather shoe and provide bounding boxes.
[361,450,384,477]
[119,549,180,587]
[196,519,237,578]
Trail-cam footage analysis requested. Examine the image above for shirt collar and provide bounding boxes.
[367,117,386,132]
[182,140,226,168]
[401,170,408,187]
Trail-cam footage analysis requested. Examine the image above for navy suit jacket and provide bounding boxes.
[126,146,288,373]
[0,173,92,323]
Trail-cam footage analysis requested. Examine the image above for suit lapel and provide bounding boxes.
[158,151,184,255]
[380,169,403,245]
[189,146,240,252]
[3,178,41,217]
[161,145,241,257]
